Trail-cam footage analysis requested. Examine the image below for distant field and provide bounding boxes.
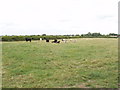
[2,38,118,88]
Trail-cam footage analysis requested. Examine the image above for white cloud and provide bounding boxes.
[0,0,118,35]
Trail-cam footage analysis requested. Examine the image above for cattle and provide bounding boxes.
[46,39,49,42]
[25,38,32,42]
[52,39,57,43]
[52,39,60,43]
[40,38,42,41]
[57,41,60,43]
[62,39,67,43]
[62,39,77,43]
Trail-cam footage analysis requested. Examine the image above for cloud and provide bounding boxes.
[59,19,72,23]
[0,23,15,27]
[0,0,118,35]
[97,15,114,19]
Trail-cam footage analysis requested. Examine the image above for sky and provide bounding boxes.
[0,0,119,35]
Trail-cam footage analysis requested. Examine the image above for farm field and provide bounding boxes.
[2,38,118,88]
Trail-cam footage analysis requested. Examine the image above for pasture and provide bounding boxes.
[2,38,118,88]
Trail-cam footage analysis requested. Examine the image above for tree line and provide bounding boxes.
[1,32,118,41]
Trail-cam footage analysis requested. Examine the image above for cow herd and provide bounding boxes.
[25,38,77,43]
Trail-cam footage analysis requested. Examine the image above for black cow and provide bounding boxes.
[57,41,60,43]
[46,39,49,42]
[52,39,57,43]
[52,39,60,43]
[25,38,32,42]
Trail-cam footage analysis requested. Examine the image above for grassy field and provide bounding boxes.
[2,38,118,88]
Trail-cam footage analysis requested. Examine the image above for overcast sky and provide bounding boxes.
[0,0,119,35]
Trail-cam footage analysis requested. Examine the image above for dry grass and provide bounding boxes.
[2,38,118,88]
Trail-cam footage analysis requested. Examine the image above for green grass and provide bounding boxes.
[2,38,118,88]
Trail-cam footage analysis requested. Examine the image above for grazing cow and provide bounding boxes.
[46,39,49,42]
[25,38,32,42]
